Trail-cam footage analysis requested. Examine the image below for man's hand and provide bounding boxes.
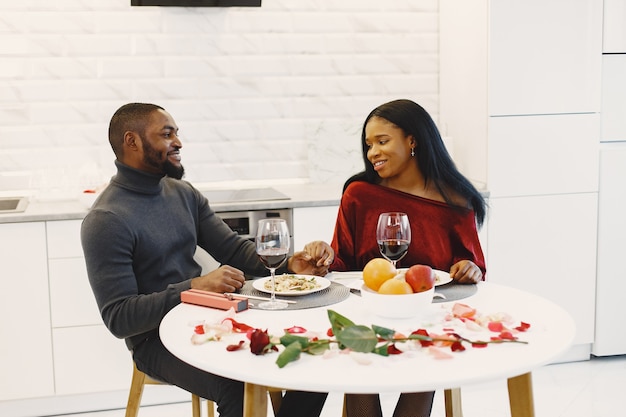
[287,240,334,276]
[190,265,245,293]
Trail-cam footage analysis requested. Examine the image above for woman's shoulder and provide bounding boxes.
[343,181,388,203]
[344,180,378,195]
[344,180,471,211]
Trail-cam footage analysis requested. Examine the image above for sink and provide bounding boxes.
[0,197,29,213]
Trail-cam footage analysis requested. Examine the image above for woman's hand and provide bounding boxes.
[190,265,245,293]
[450,260,483,284]
[287,241,335,276]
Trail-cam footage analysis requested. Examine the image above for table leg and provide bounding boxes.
[444,388,463,417]
[243,382,268,417]
[507,372,535,417]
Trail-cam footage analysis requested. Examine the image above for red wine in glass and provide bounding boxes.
[378,239,410,262]
[258,249,288,269]
[256,218,290,310]
[376,212,411,268]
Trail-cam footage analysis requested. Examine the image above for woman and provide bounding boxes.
[330,99,487,417]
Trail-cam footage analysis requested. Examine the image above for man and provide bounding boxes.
[81,103,332,417]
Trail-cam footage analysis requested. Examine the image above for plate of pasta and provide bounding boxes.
[252,274,331,296]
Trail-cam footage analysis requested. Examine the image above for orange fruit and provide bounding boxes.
[378,275,413,295]
[363,258,397,291]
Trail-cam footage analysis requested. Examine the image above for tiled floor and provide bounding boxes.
[55,355,625,417]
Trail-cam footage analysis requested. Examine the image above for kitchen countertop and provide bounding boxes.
[0,183,344,224]
[0,181,488,225]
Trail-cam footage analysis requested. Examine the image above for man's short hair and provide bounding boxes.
[108,103,164,157]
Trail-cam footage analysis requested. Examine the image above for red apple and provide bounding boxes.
[405,264,435,293]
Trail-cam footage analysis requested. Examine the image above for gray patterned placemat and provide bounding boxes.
[240,280,350,310]
[433,282,477,303]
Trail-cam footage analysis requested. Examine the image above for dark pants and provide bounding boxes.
[132,334,327,417]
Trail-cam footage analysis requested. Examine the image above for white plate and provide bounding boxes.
[433,270,453,286]
[397,268,453,287]
[252,275,331,296]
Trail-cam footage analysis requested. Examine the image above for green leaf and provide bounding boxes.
[306,340,331,355]
[279,334,330,356]
[328,309,355,334]
[372,324,396,340]
[336,325,378,353]
[276,341,303,368]
[280,333,310,349]
[373,344,390,356]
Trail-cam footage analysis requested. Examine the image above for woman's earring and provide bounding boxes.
[411,148,415,157]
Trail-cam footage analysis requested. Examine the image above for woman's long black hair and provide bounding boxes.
[343,99,487,227]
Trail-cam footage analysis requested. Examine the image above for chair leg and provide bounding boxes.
[507,373,535,417]
[191,394,202,417]
[206,398,216,417]
[268,389,284,415]
[126,364,147,417]
[444,388,463,417]
[129,361,216,417]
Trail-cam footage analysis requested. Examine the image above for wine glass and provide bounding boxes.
[376,212,411,268]
[255,218,290,310]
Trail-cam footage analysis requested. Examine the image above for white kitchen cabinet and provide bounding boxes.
[594,143,626,356]
[49,257,102,327]
[601,54,626,141]
[47,220,101,328]
[489,0,602,116]
[488,114,599,197]
[486,194,598,349]
[0,222,54,401]
[603,0,626,52]
[293,205,339,250]
[47,219,83,258]
[440,0,603,184]
[440,0,602,362]
[52,326,132,395]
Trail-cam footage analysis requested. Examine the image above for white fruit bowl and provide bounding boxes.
[361,284,434,319]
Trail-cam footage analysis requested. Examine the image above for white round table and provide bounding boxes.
[160,282,575,417]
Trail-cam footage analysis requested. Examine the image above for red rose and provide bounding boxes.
[249,329,277,355]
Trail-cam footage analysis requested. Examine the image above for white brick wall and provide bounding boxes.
[0,0,439,197]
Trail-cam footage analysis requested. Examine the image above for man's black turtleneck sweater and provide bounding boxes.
[81,160,268,350]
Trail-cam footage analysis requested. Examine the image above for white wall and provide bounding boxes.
[0,0,441,198]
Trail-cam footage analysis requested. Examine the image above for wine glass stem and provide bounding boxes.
[269,268,277,302]
[391,261,397,268]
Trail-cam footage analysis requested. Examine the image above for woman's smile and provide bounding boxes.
[372,159,387,171]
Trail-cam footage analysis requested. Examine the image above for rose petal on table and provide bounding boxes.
[452,303,477,319]
[428,346,454,360]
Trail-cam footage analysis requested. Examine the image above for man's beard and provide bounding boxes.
[164,160,185,180]
[142,136,185,180]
